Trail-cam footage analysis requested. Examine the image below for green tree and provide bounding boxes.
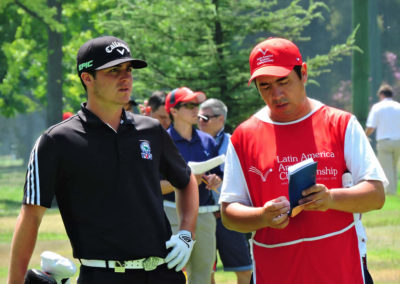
[0,0,111,125]
[99,0,357,128]
[1,0,361,131]
[0,0,64,125]
[0,0,111,161]
[380,0,400,95]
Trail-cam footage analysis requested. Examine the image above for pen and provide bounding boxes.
[201,177,220,194]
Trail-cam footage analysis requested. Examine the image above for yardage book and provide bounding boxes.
[288,158,318,217]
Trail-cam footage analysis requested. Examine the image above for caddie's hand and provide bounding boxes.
[298,183,333,211]
[165,230,195,272]
[262,196,290,229]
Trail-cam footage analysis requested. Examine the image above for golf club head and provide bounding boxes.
[25,269,57,284]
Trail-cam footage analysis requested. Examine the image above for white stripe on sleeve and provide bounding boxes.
[25,136,42,205]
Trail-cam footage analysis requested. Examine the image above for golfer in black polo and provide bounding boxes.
[8,36,199,284]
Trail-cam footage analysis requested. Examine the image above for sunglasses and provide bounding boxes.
[198,114,220,122]
[178,102,199,110]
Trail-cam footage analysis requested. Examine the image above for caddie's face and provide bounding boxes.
[256,63,310,122]
[87,62,133,107]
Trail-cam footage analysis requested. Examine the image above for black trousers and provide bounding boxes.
[363,257,374,284]
[77,264,186,284]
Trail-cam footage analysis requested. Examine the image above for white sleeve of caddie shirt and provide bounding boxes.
[218,140,253,206]
[344,115,388,186]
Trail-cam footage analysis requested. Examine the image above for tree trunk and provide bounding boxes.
[352,0,370,127]
[46,0,63,127]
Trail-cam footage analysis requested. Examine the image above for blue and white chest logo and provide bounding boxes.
[140,141,153,160]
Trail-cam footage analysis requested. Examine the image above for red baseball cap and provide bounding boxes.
[248,37,302,85]
[62,112,74,121]
[165,87,206,113]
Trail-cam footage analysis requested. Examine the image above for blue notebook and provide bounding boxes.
[288,158,318,217]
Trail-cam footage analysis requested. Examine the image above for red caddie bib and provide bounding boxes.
[231,106,364,284]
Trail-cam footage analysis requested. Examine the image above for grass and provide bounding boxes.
[362,194,400,284]
[0,157,25,217]
[1,156,399,283]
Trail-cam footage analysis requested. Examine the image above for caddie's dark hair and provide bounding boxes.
[293,65,302,80]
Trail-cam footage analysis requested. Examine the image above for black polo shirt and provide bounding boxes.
[23,104,191,260]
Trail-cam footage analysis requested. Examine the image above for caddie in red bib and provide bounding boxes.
[219,37,388,284]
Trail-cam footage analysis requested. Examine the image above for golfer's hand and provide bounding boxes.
[165,230,195,271]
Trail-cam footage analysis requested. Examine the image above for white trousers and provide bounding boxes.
[164,205,216,284]
[377,138,400,194]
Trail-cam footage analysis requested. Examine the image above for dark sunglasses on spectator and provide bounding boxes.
[198,114,220,122]
[178,102,199,110]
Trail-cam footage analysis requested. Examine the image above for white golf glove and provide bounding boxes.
[165,230,195,272]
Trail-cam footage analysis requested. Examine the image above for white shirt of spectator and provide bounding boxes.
[366,98,400,141]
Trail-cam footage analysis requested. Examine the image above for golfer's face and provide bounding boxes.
[91,62,134,107]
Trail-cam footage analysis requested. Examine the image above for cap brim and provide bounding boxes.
[248,66,293,86]
[194,92,206,103]
[96,58,147,70]
[180,92,206,104]
[166,90,207,114]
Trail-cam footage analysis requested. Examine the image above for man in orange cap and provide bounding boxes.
[219,37,386,284]
[162,87,222,284]
[62,112,74,121]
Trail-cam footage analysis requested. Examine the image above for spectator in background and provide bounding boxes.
[62,112,74,121]
[162,87,222,284]
[366,83,400,195]
[141,91,171,129]
[123,96,139,113]
[198,98,252,284]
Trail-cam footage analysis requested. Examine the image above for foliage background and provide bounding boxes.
[0,0,399,159]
